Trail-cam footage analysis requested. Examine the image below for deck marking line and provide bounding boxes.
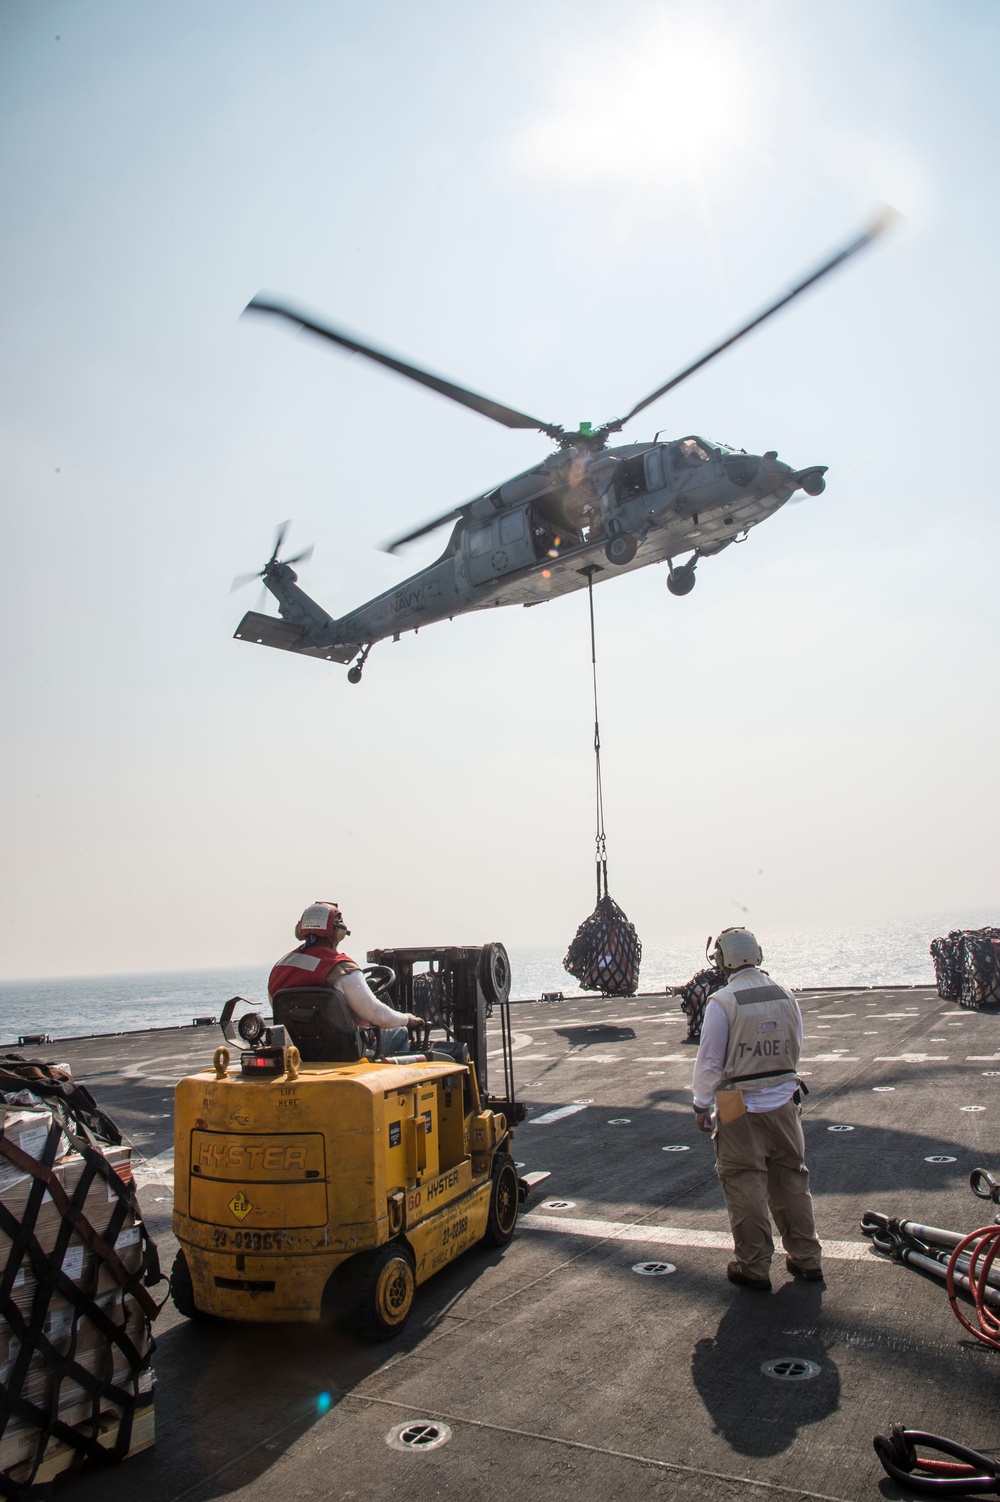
[521,1212,874,1261]
[343,1393,856,1502]
[875,1054,947,1062]
[526,1103,589,1125]
[487,1032,534,1058]
[636,1055,695,1063]
[562,1054,621,1063]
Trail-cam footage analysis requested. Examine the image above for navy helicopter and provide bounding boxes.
[234,213,892,683]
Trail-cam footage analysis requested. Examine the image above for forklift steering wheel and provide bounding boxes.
[361,964,397,999]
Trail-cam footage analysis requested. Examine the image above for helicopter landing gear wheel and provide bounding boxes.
[347,643,373,684]
[482,1153,519,1249]
[667,564,696,596]
[604,532,638,566]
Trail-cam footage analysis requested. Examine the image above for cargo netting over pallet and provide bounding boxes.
[930,928,1000,1010]
[0,1055,163,1498]
[674,966,728,1042]
[562,570,642,998]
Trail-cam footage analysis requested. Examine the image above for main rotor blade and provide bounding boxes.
[607,207,899,432]
[231,569,263,592]
[270,519,290,563]
[245,296,563,439]
[382,505,467,555]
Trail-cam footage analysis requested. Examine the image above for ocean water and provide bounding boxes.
[0,909,994,1043]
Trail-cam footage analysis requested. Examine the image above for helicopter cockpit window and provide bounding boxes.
[468,522,495,558]
[677,438,712,466]
[499,510,526,546]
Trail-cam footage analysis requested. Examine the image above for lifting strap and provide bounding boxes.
[562,572,642,998]
[587,568,608,904]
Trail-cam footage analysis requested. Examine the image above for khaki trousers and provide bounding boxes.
[713,1100,822,1280]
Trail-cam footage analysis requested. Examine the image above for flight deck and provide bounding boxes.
[35,985,1000,1502]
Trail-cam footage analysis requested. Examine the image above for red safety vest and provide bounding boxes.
[268,943,357,1000]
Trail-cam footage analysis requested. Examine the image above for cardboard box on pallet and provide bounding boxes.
[0,1301,150,1415]
[0,1372,155,1478]
[0,1110,135,1255]
[0,1105,155,1483]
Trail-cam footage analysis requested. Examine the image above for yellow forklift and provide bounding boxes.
[170,943,535,1339]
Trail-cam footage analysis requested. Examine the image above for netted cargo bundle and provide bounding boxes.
[676,966,727,1042]
[961,930,1000,1010]
[0,1054,162,1498]
[930,928,1000,1010]
[930,933,963,1001]
[563,894,642,997]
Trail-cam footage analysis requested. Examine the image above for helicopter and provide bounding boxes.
[233,212,893,684]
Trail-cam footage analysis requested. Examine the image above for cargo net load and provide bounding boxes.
[563,894,642,998]
[675,966,727,1042]
[930,928,1000,1010]
[0,1054,162,1498]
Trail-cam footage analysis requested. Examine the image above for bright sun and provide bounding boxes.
[511,8,765,191]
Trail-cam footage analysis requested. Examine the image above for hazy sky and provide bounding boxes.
[2,0,998,980]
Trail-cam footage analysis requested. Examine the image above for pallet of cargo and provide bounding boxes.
[0,1056,163,1496]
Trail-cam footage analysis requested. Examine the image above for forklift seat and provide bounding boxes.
[271,986,366,1063]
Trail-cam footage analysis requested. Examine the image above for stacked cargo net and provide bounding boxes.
[675,966,727,1042]
[930,928,1000,1010]
[0,1055,162,1497]
[563,894,642,998]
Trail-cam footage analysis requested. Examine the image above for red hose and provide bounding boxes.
[946,1225,1000,1350]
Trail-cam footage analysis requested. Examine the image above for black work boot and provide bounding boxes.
[727,1260,772,1292]
[785,1259,824,1282]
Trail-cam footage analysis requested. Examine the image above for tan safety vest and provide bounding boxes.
[714,968,801,1094]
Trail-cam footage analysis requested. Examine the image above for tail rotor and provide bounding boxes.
[231,522,314,598]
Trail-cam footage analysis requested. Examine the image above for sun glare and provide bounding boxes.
[511,10,765,191]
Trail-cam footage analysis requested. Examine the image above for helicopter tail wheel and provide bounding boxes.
[347,643,373,684]
[604,532,638,566]
[667,564,696,597]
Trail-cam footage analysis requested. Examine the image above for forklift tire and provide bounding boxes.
[170,1249,218,1323]
[345,1242,416,1341]
[482,1153,519,1249]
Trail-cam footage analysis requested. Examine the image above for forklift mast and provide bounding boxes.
[366,943,525,1124]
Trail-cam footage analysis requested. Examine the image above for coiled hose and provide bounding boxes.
[946,1225,1000,1350]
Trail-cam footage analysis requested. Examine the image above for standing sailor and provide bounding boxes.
[692,927,823,1291]
[269,900,422,1055]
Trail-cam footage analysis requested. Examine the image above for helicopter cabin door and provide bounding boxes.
[463,508,533,586]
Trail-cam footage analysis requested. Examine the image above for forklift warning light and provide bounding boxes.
[241,1049,284,1074]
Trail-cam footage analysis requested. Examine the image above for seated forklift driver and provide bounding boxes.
[269,901,422,1056]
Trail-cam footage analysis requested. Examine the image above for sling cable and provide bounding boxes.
[562,568,642,998]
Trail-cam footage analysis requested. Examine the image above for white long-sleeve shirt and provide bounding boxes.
[692,989,803,1113]
[335,969,411,1029]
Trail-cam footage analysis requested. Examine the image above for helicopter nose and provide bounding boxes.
[723,453,761,487]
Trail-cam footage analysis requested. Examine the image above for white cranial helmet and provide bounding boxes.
[712,927,763,973]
